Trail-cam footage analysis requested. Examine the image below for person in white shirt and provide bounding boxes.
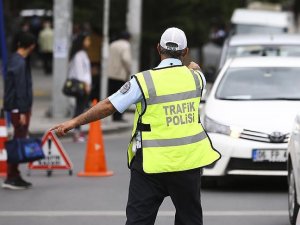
[38,21,53,75]
[107,31,132,121]
[68,33,92,142]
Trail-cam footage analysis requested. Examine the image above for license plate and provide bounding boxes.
[252,149,287,162]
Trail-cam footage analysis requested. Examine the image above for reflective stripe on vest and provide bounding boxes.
[143,131,207,148]
[142,70,202,105]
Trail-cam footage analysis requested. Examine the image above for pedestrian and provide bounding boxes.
[2,32,36,190]
[107,31,132,122]
[51,27,221,225]
[10,20,31,52]
[86,27,102,102]
[68,33,92,142]
[38,20,54,75]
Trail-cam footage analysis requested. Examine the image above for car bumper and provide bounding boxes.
[204,133,288,176]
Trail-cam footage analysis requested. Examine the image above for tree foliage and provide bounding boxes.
[140,0,246,68]
[4,0,291,69]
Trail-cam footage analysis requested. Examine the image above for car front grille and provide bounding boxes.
[240,129,289,143]
[227,158,287,171]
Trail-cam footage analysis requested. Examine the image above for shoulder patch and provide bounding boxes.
[120,81,131,94]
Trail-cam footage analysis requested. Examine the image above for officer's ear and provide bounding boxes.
[157,43,161,56]
[182,47,189,58]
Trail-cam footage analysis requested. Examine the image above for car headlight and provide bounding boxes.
[203,116,243,138]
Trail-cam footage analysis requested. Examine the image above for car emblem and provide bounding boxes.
[269,132,286,143]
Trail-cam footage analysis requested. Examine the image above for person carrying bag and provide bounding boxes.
[62,33,92,142]
[3,32,38,190]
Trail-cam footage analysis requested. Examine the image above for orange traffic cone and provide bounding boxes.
[0,109,8,177]
[77,100,113,177]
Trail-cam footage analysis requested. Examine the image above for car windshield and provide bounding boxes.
[235,24,285,34]
[216,67,300,100]
[227,45,300,58]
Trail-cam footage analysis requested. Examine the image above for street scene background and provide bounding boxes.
[1,0,299,225]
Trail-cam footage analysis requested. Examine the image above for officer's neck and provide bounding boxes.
[160,55,183,63]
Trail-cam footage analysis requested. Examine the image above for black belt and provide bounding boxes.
[137,123,151,132]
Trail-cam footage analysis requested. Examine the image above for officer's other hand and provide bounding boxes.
[49,120,76,137]
[188,61,201,70]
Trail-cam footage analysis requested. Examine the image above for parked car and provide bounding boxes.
[202,57,300,181]
[219,34,300,69]
[231,8,293,35]
[287,113,300,225]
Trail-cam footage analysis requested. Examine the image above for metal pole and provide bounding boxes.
[52,0,73,118]
[127,0,142,74]
[100,0,110,100]
[0,0,7,79]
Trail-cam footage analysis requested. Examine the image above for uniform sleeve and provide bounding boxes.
[108,78,143,113]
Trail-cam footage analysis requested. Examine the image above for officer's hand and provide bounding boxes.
[49,119,76,137]
[188,61,201,70]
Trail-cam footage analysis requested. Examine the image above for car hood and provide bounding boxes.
[204,99,300,134]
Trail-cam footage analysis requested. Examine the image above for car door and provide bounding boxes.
[292,114,300,204]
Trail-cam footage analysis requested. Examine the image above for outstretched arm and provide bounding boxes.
[50,98,116,136]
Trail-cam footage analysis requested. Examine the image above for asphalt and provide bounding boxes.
[0,131,290,225]
[0,67,134,137]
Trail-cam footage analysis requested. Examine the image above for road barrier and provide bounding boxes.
[28,131,73,177]
[0,109,7,177]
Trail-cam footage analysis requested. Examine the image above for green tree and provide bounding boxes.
[140,0,245,69]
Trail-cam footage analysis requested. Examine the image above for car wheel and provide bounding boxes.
[288,167,300,225]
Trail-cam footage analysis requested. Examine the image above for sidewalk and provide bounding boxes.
[0,67,134,137]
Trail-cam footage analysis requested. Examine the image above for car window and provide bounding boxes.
[227,45,300,59]
[235,24,285,34]
[216,67,300,100]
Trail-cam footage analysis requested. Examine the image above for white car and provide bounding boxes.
[219,34,300,69]
[231,8,293,35]
[287,113,300,225]
[202,57,300,179]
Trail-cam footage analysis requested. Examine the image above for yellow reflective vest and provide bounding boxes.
[128,66,220,173]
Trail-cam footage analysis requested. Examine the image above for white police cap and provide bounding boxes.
[160,27,187,51]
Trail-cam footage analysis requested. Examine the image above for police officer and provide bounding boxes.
[52,27,221,225]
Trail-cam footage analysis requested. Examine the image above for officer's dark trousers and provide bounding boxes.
[126,168,203,225]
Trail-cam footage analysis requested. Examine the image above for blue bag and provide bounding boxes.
[5,138,45,163]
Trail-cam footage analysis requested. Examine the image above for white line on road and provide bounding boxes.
[0,210,288,217]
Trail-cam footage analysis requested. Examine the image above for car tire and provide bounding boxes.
[288,167,300,225]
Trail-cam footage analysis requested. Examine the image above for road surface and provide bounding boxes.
[0,130,290,225]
